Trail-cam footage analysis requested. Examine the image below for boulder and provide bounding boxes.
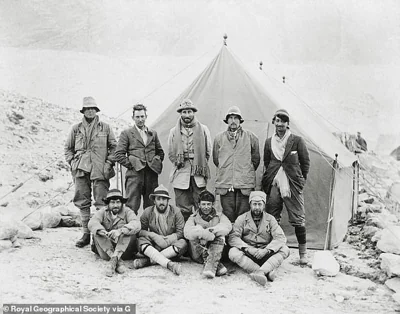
[0,240,13,252]
[363,226,379,238]
[41,206,62,228]
[53,205,69,216]
[380,253,400,277]
[393,293,400,306]
[22,212,43,230]
[59,215,82,227]
[385,278,400,293]
[377,227,400,254]
[371,230,383,243]
[312,251,340,277]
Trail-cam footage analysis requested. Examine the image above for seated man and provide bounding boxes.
[88,189,141,277]
[133,185,187,275]
[184,190,232,278]
[228,191,290,286]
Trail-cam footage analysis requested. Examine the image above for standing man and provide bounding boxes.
[261,109,310,265]
[213,106,260,222]
[88,189,141,277]
[64,96,117,248]
[355,131,368,152]
[115,104,164,215]
[228,191,290,286]
[133,185,187,275]
[168,99,212,221]
[184,190,232,278]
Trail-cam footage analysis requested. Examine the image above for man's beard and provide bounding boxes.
[109,205,122,214]
[251,210,263,218]
[156,204,167,213]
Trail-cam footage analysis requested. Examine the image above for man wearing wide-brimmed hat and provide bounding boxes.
[261,109,310,265]
[133,185,187,275]
[213,105,260,223]
[115,103,164,215]
[229,191,290,286]
[184,190,232,279]
[65,96,117,248]
[168,99,212,221]
[88,189,141,277]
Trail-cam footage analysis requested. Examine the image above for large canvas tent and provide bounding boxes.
[148,44,357,249]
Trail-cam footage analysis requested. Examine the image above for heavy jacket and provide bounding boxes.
[228,211,286,252]
[64,117,116,180]
[140,205,185,243]
[261,133,310,195]
[184,210,232,240]
[88,205,141,235]
[115,126,164,174]
[168,123,212,189]
[213,129,260,189]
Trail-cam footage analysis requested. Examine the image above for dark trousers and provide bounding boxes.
[73,174,110,210]
[266,185,305,227]
[174,177,205,221]
[92,234,137,261]
[125,166,158,215]
[220,189,250,223]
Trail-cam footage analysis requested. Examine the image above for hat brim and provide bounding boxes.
[149,194,171,201]
[223,115,244,124]
[177,106,198,113]
[103,197,128,204]
[80,107,100,114]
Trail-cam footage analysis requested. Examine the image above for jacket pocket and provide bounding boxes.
[103,163,116,180]
[149,156,163,174]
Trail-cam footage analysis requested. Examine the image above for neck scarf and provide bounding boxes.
[171,116,209,179]
[271,130,292,198]
[154,205,170,236]
[199,207,217,222]
[227,125,242,144]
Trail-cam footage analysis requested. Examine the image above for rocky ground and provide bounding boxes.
[1,90,400,314]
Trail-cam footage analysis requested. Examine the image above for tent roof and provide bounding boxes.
[152,45,356,168]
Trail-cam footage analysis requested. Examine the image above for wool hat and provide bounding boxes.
[102,189,127,204]
[249,191,267,204]
[272,109,290,123]
[149,184,171,201]
[199,190,215,203]
[177,99,197,113]
[80,96,100,114]
[223,106,244,124]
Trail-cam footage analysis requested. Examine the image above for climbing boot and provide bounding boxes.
[76,233,90,248]
[106,256,118,277]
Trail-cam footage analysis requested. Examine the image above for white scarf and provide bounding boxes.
[271,130,292,198]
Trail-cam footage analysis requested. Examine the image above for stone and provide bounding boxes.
[59,216,82,227]
[393,293,400,305]
[312,251,340,277]
[365,214,384,229]
[380,253,400,277]
[41,207,62,228]
[363,226,379,238]
[385,278,400,293]
[53,205,69,216]
[22,212,43,230]
[0,240,12,252]
[371,230,383,243]
[377,227,400,254]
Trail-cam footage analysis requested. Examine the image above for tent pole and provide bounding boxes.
[352,161,360,223]
[324,154,338,250]
[116,163,120,191]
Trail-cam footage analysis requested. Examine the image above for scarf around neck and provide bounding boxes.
[154,205,171,236]
[172,116,209,179]
[199,207,217,222]
[271,129,292,198]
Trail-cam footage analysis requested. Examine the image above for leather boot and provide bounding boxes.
[249,270,267,286]
[106,256,118,277]
[216,263,228,277]
[299,243,308,265]
[202,244,223,279]
[116,259,127,274]
[76,233,91,248]
[167,261,182,276]
[133,258,151,269]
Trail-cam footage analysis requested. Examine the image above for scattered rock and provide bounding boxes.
[380,253,400,277]
[385,278,400,293]
[0,202,9,207]
[53,206,69,216]
[377,227,400,254]
[312,251,340,277]
[59,215,82,227]
[41,207,62,228]
[22,212,43,230]
[393,293,400,305]
[0,239,13,252]
[363,226,380,238]
[38,173,53,182]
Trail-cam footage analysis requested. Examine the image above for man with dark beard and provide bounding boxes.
[64,96,117,248]
[184,190,232,278]
[229,191,290,286]
[213,106,260,222]
[168,99,212,221]
[88,189,141,277]
[132,185,187,275]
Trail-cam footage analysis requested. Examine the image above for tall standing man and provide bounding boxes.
[261,109,310,264]
[168,99,212,221]
[115,104,164,215]
[65,96,117,248]
[213,106,260,222]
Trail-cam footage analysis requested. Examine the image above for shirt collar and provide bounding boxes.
[134,124,148,133]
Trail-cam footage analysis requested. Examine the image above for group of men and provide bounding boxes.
[64,96,310,286]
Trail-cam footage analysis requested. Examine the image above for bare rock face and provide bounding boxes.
[380,253,400,277]
[377,227,400,255]
[385,278,400,293]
